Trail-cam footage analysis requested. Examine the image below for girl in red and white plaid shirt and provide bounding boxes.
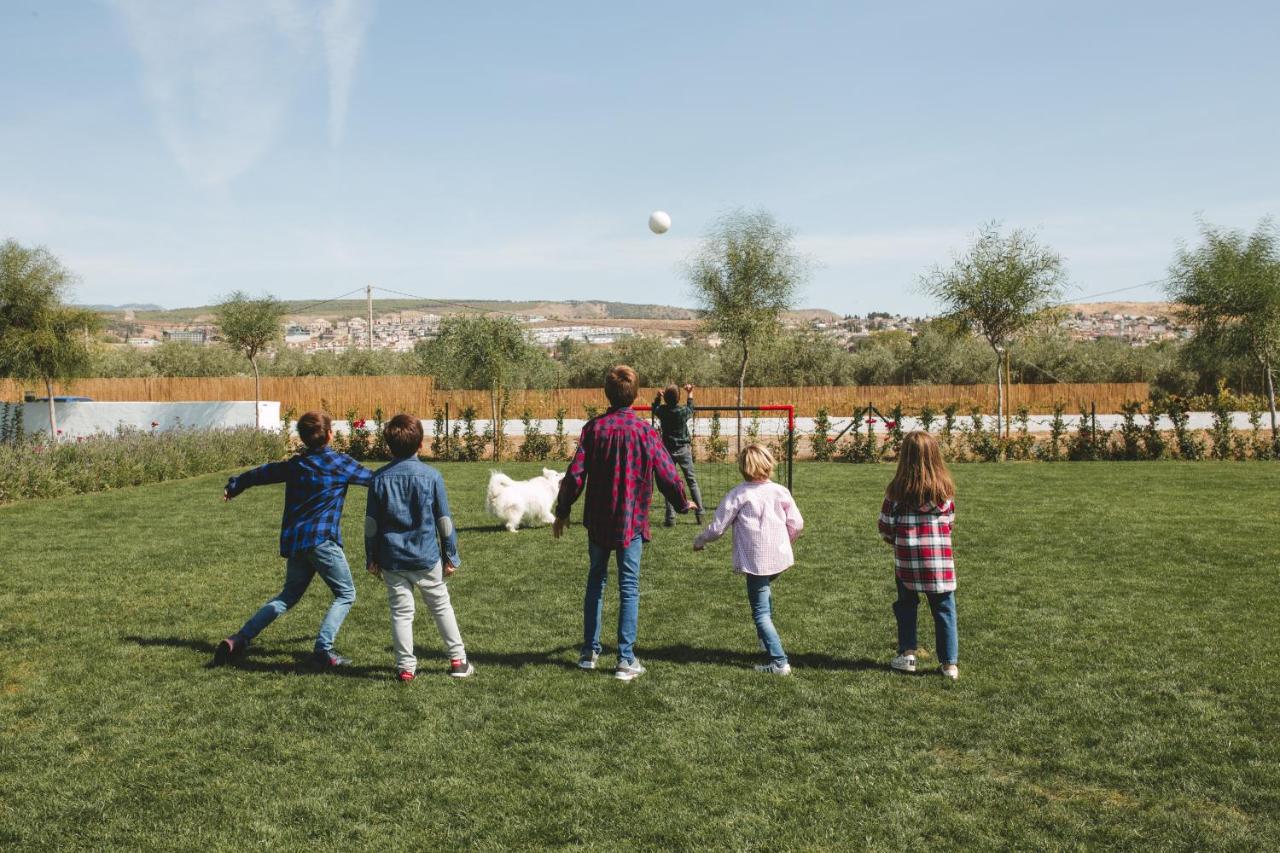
[878,431,960,680]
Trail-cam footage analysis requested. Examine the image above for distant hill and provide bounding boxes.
[1066,301,1177,317]
[79,303,164,312]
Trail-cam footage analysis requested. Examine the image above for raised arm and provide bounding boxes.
[877,497,895,544]
[338,453,373,488]
[224,460,289,499]
[432,472,460,567]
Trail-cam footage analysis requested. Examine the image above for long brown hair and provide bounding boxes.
[886,431,955,508]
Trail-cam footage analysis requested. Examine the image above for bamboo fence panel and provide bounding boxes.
[0,377,1150,417]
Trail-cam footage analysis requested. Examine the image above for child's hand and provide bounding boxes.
[223,489,231,502]
[366,560,381,579]
[443,560,456,577]
[552,517,568,539]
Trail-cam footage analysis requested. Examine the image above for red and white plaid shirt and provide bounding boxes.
[878,497,956,593]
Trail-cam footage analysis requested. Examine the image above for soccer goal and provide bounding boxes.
[634,404,796,525]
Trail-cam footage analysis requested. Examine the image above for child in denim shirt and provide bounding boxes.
[365,413,473,682]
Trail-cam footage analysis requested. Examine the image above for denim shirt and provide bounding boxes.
[364,457,459,572]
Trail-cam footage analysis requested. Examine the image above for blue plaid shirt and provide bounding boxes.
[225,447,372,557]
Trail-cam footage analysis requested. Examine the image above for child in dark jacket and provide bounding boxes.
[215,410,371,668]
[364,414,472,682]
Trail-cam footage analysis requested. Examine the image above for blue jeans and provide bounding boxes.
[747,574,787,665]
[235,540,356,654]
[583,536,643,663]
[892,578,958,665]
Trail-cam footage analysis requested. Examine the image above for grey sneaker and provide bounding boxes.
[313,649,352,668]
[577,650,599,670]
[449,657,475,678]
[755,661,792,676]
[890,653,917,673]
[614,658,647,681]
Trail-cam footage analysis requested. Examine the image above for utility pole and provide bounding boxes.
[366,283,374,351]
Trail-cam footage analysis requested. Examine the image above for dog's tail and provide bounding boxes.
[485,471,515,513]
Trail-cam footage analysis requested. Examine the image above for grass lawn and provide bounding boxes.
[2,461,1278,850]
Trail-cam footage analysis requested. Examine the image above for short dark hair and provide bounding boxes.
[384,413,424,458]
[297,411,332,450]
[604,365,639,408]
[663,384,679,406]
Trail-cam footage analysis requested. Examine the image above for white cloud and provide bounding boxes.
[110,0,375,186]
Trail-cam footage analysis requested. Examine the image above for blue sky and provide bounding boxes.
[2,1,1278,314]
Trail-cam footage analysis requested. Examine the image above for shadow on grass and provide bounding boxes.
[640,644,889,672]
[455,524,553,534]
[123,635,387,680]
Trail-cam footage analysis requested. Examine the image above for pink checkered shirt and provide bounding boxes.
[694,481,804,576]
[555,406,690,548]
[878,497,956,593]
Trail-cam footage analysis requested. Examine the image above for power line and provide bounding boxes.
[1052,279,1168,308]
[370,286,530,319]
[287,287,367,314]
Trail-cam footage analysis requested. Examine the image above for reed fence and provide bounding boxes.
[0,377,1152,418]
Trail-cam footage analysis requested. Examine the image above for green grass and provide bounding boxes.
[1,462,1278,850]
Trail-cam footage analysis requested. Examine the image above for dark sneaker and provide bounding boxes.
[577,650,599,670]
[662,518,675,528]
[313,650,352,668]
[696,512,705,525]
[615,658,646,682]
[396,669,415,682]
[449,657,475,678]
[212,636,246,666]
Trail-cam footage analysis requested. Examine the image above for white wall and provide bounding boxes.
[19,401,280,438]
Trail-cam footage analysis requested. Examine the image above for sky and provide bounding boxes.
[2,1,1279,315]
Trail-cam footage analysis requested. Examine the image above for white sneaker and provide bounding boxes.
[614,658,646,681]
[754,661,792,676]
[890,653,917,673]
[940,664,959,681]
[577,651,599,670]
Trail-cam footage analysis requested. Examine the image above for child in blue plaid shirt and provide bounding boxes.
[213,410,372,668]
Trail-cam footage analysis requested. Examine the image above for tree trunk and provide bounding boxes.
[251,356,261,429]
[1004,350,1013,437]
[737,343,750,456]
[490,388,500,461]
[992,347,1004,439]
[45,377,57,441]
[1265,358,1277,445]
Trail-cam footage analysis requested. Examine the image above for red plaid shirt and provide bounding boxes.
[878,497,956,593]
[556,406,691,548]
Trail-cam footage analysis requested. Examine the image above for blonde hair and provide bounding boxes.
[738,443,775,482]
[886,431,955,508]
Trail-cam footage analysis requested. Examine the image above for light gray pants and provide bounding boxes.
[383,563,465,673]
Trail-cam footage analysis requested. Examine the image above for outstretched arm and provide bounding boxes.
[224,460,289,500]
[693,492,738,550]
[338,453,373,488]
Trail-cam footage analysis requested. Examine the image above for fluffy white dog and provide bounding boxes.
[485,468,565,532]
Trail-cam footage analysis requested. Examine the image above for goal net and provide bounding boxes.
[633,404,796,527]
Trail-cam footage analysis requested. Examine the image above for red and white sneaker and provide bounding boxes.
[449,658,475,678]
[396,669,415,682]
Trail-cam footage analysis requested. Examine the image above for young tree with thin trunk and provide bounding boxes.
[685,209,807,448]
[423,314,532,460]
[921,223,1067,437]
[1168,218,1280,450]
[214,291,285,428]
[0,240,100,440]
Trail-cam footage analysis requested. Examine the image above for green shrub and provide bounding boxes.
[811,408,832,462]
[515,409,553,461]
[0,427,291,505]
[1009,407,1036,461]
[553,408,570,460]
[1166,396,1205,460]
[1141,399,1167,460]
[1117,401,1144,460]
[965,408,1004,462]
[918,404,937,434]
[706,411,728,463]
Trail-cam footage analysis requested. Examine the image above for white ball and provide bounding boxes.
[648,210,671,234]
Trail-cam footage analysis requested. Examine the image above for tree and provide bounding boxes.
[0,240,100,439]
[419,315,535,460]
[921,223,1067,437]
[1168,218,1280,446]
[215,291,285,427]
[686,209,808,446]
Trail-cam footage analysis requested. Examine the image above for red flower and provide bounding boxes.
[866,418,876,425]
[353,419,367,430]
[150,420,159,429]
[886,420,897,429]
[56,429,63,435]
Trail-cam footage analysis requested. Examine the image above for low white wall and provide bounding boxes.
[19,401,280,438]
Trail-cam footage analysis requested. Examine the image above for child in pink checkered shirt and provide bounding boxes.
[694,444,804,676]
[878,431,959,680]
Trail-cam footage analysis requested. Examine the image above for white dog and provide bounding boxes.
[485,468,565,532]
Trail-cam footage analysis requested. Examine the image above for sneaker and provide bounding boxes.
[755,661,792,676]
[890,653,917,673]
[313,649,352,668]
[396,669,415,682]
[662,518,675,528]
[940,664,959,681]
[449,657,475,678]
[212,636,246,666]
[577,650,600,670]
[696,512,704,525]
[614,658,647,681]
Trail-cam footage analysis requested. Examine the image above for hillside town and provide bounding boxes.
[104,302,1193,354]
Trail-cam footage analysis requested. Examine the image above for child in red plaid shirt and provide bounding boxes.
[878,431,959,680]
